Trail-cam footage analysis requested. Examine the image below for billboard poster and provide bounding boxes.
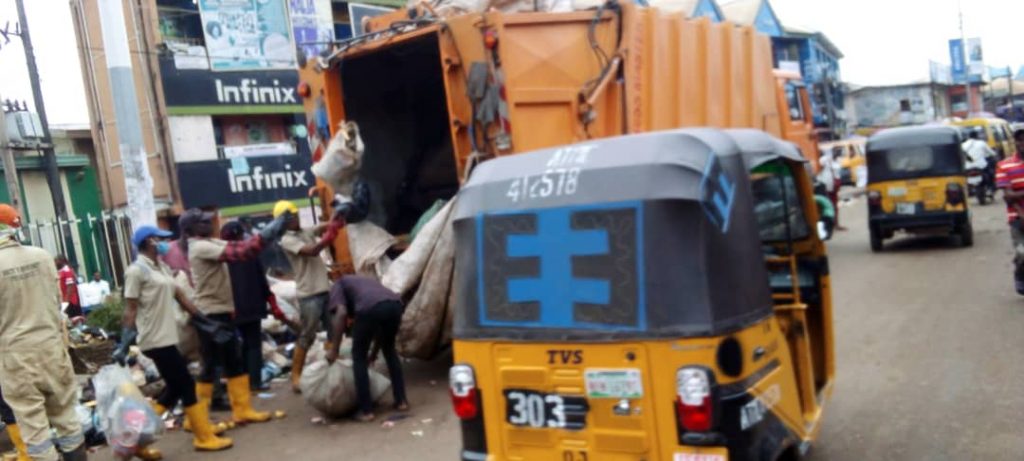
[948,38,966,84]
[289,0,335,60]
[198,0,297,71]
[966,37,984,76]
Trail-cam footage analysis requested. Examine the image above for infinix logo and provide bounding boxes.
[215,79,297,104]
[227,165,308,193]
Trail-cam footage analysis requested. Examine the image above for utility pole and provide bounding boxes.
[97,0,156,228]
[0,97,25,220]
[1009,66,1016,119]
[15,0,76,260]
[957,0,972,115]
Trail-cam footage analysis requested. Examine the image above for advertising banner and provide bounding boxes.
[966,37,984,76]
[948,39,966,84]
[198,0,297,71]
[158,54,301,113]
[289,0,335,59]
[177,154,312,208]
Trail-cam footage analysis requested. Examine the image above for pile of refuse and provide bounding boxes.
[312,121,457,360]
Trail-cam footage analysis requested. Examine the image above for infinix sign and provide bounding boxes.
[177,155,312,208]
[228,165,308,193]
[158,55,302,111]
[215,79,297,105]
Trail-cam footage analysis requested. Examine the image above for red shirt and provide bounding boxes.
[58,265,80,305]
[996,154,1024,222]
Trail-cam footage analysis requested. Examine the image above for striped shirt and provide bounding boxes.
[996,155,1024,221]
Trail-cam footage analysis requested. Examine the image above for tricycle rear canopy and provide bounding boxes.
[453,129,780,341]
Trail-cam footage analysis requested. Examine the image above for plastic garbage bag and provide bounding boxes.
[300,359,391,417]
[346,221,395,279]
[93,365,163,458]
[311,121,363,196]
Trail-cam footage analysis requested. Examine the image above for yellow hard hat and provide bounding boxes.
[272,201,298,218]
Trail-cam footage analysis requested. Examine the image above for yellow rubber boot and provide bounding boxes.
[4,424,30,461]
[227,376,271,424]
[183,383,232,434]
[183,403,233,452]
[290,346,307,394]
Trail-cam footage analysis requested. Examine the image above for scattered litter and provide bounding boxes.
[381,421,395,428]
[257,393,276,399]
[311,416,326,425]
[273,411,287,419]
[420,418,433,424]
[410,430,424,437]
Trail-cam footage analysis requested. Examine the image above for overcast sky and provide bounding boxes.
[0,0,1022,125]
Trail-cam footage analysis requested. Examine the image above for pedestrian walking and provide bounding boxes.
[113,225,233,456]
[818,147,846,231]
[276,201,344,393]
[326,275,409,422]
[220,221,275,391]
[0,204,86,460]
[182,208,288,425]
[1,385,29,461]
[55,255,83,318]
[996,129,1024,294]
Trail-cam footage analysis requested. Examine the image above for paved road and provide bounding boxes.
[85,194,1024,460]
[807,195,1024,460]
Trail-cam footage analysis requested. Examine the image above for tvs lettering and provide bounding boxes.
[547,350,583,365]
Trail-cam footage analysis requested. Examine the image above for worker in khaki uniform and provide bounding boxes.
[112,226,233,458]
[180,208,288,425]
[275,201,344,393]
[0,204,86,461]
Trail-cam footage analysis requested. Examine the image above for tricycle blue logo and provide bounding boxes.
[701,153,736,233]
[476,203,644,330]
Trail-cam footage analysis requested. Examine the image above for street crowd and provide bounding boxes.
[0,197,409,460]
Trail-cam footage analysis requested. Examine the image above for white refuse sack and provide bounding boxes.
[300,359,391,417]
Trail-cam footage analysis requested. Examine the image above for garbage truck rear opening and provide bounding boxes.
[340,34,460,235]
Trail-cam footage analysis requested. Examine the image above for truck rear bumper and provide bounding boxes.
[870,211,968,232]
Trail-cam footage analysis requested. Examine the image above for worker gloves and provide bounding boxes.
[331,180,370,224]
[190,314,236,344]
[259,211,292,242]
[112,328,138,366]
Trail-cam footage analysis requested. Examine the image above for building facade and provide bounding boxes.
[71,0,352,229]
[722,0,845,138]
[845,83,953,131]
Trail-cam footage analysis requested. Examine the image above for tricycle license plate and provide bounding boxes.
[584,369,644,399]
[504,390,588,430]
[896,202,916,215]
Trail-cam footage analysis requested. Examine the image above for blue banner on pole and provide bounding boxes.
[949,39,966,84]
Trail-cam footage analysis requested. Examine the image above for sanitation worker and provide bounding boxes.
[326,275,409,422]
[276,201,344,393]
[0,203,86,460]
[112,225,234,457]
[181,208,288,425]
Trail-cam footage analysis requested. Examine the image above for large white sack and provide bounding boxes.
[381,200,456,296]
[346,221,395,279]
[268,277,301,323]
[396,206,457,359]
[311,121,363,196]
[300,359,391,417]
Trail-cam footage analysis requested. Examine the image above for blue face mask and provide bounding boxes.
[155,241,170,255]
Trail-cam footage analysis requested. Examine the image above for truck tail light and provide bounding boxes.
[946,183,964,205]
[676,367,715,432]
[450,364,480,420]
[867,190,882,206]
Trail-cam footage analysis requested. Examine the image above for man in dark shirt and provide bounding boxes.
[326,275,408,421]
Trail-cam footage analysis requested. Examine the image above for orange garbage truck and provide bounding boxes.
[297,0,817,244]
